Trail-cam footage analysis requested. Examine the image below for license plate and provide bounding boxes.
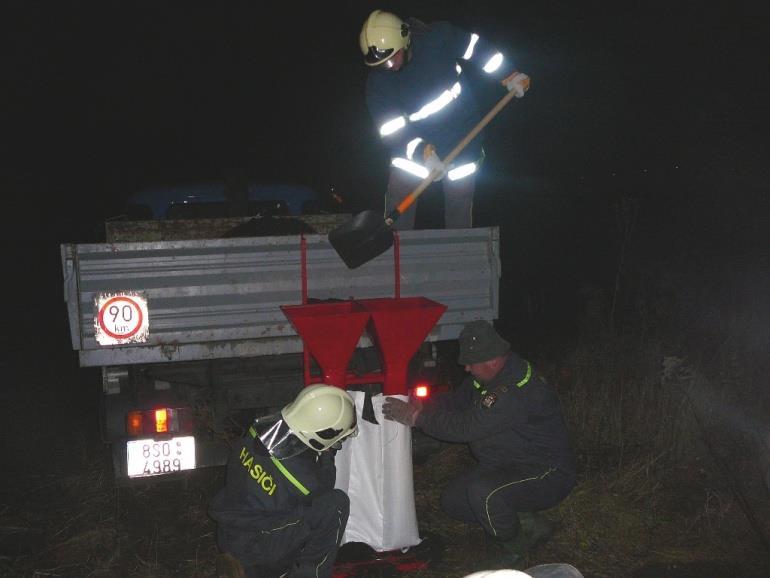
[126,436,196,478]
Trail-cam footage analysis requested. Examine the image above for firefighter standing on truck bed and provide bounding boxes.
[359,9,531,230]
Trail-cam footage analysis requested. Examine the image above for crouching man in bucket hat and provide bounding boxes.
[383,321,576,568]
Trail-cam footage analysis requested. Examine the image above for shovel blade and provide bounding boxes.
[328,210,395,269]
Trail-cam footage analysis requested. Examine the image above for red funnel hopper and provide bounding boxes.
[281,302,370,388]
[358,297,447,395]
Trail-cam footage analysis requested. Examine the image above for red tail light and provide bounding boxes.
[126,407,193,436]
[413,384,430,398]
[127,411,143,436]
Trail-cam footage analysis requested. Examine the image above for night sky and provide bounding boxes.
[2,6,768,570]
[5,0,768,350]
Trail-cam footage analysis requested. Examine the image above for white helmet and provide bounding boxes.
[281,385,357,453]
[359,10,411,66]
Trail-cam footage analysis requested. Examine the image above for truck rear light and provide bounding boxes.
[413,384,430,399]
[127,411,143,436]
[126,407,193,436]
[155,409,168,433]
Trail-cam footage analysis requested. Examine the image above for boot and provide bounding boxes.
[518,511,555,551]
[489,512,555,569]
[216,553,247,578]
[493,536,529,569]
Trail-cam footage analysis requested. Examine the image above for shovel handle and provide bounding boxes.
[388,88,518,224]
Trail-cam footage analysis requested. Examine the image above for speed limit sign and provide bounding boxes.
[94,292,149,345]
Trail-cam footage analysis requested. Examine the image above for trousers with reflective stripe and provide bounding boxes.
[217,488,349,578]
[440,462,575,540]
[385,166,475,230]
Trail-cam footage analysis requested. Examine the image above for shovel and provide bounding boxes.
[329,89,518,269]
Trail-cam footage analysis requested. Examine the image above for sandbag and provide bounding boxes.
[334,392,421,551]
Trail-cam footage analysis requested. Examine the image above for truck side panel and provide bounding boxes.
[62,228,500,368]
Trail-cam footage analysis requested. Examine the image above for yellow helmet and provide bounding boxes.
[281,385,357,453]
[359,10,411,66]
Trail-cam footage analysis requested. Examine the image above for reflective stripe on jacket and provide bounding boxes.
[416,353,576,473]
[208,426,336,531]
[366,20,517,178]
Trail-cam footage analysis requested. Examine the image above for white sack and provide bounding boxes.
[334,392,421,551]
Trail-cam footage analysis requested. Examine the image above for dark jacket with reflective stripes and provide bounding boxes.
[365,19,516,166]
[416,352,575,473]
[208,426,337,531]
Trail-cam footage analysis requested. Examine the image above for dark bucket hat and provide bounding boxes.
[458,320,510,365]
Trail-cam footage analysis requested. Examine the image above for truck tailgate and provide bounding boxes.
[61,227,500,367]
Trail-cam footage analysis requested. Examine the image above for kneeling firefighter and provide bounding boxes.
[209,384,358,578]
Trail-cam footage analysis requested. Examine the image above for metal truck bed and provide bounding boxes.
[61,227,500,367]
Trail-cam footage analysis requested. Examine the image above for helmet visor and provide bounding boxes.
[364,45,395,65]
[254,414,310,460]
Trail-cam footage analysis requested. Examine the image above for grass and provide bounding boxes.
[3,272,769,577]
[3,337,768,578]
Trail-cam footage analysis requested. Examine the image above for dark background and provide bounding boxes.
[3,0,768,398]
[1,4,769,575]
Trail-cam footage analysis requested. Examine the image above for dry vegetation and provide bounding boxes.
[2,222,768,577]
[406,334,770,577]
[3,325,767,577]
